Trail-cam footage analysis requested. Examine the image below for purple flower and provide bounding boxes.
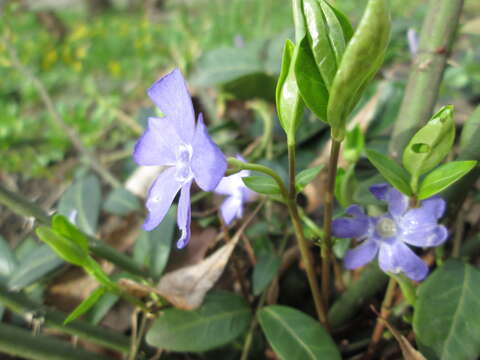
[214,155,257,225]
[332,184,448,281]
[133,68,227,248]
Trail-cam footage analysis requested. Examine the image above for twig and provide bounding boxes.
[363,277,397,360]
[4,36,122,189]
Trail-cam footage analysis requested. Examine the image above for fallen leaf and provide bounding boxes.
[381,316,427,360]
[154,202,263,310]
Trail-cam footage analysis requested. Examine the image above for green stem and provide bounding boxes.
[0,323,115,360]
[240,292,268,360]
[227,157,289,199]
[0,184,148,277]
[0,284,130,353]
[287,145,328,327]
[389,0,465,158]
[390,274,416,307]
[321,139,341,309]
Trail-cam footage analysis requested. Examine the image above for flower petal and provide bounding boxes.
[343,240,379,270]
[191,113,227,191]
[133,117,183,166]
[176,181,192,249]
[332,216,370,238]
[143,167,183,231]
[346,204,365,217]
[386,187,409,218]
[214,175,242,196]
[220,196,243,225]
[402,225,448,248]
[370,183,389,200]
[147,68,195,143]
[378,241,428,281]
[420,196,446,219]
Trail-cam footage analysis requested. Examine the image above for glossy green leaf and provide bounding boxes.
[253,253,281,295]
[335,165,357,207]
[64,287,106,325]
[103,188,140,216]
[294,36,329,122]
[259,305,341,360]
[276,39,304,144]
[57,174,102,236]
[365,149,412,195]
[146,291,251,352]
[243,176,281,195]
[292,0,306,42]
[418,161,477,199]
[85,292,119,325]
[302,0,340,88]
[295,165,325,192]
[35,227,89,268]
[7,244,63,291]
[413,260,480,360]
[328,0,391,140]
[0,236,17,278]
[344,124,365,164]
[403,105,456,180]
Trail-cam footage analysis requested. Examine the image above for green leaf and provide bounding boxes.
[276,39,304,144]
[403,105,456,180]
[295,165,325,192]
[327,0,391,140]
[85,292,119,325]
[413,260,480,360]
[259,305,341,360]
[134,206,176,279]
[344,124,365,163]
[365,149,412,195]
[35,227,90,268]
[0,236,17,278]
[146,291,251,352]
[459,105,480,152]
[7,244,63,291]
[418,161,477,199]
[253,253,281,295]
[294,36,329,122]
[243,176,281,195]
[103,188,140,216]
[51,215,88,253]
[57,174,102,236]
[64,287,106,324]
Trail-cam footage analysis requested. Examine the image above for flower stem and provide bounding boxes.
[287,144,329,327]
[321,139,341,309]
[363,277,397,360]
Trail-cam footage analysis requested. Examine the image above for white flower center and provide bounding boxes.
[376,217,397,238]
[175,144,193,182]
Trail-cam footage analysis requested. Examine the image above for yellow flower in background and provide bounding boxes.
[69,24,89,42]
[72,61,83,72]
[108,61,121,77]
[75,46,89,59]
[42,49,58,70]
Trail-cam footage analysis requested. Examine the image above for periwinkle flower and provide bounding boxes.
[332,183,448,281]
[133,68,227,248]
[214,155,257,225]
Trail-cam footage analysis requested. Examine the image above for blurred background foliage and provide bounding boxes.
[0,0,479,177]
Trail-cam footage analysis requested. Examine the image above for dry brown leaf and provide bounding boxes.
[382,320,427,360]
[304,82,385,212]
[154,202,263,310]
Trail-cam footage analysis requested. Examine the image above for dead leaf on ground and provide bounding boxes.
[154,202,263,310]
[381,317,427,360]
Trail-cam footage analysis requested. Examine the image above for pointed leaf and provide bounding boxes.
[243,176,281,195]
[365,149,412,195]
[295,165,325,192]
[0,236,17,278]
[403,105,456,179]
[418,161,477,200]
[64,287,106,324]
[146,291,251,352]
[259,305,341,360]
